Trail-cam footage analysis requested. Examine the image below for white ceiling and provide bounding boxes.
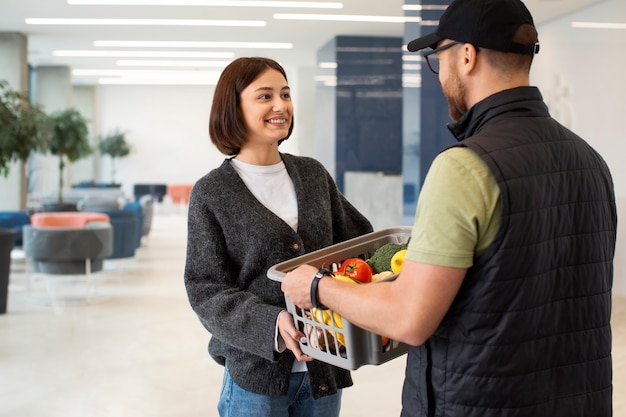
[0,0,608,85]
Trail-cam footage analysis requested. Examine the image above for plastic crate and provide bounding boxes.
[267,226,412,370]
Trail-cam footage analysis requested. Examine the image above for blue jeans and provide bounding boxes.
[217,368,342,417]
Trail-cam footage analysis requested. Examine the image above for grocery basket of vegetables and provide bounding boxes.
[267,226,411,370]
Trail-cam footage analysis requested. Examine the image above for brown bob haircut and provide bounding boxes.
[209,57,294,156]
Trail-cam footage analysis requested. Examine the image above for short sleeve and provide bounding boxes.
[406,147,500,268]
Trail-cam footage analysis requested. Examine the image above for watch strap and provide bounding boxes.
[310,267,334,309]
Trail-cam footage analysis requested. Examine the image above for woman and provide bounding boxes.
[184,57,373,417]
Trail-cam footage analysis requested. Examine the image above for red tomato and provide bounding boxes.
[337,258,373,283]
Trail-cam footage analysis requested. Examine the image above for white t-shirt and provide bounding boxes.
[230,158,298,231]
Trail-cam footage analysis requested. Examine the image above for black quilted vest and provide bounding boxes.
[401,87,617,417]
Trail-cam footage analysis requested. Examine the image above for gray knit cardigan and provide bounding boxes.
[184,153,373,399]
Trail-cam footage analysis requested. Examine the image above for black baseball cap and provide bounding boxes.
[407,0,540,55]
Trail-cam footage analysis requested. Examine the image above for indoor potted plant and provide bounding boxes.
[98,129,131,186]
[48,108,92,207]
[0,80,52,207]
[0,80,51,314]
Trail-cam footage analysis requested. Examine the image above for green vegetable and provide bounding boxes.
[367,243,405,274]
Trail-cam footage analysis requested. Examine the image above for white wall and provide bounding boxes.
[531,0,626,295]
[95,66,309,200]
[96,84,217,199]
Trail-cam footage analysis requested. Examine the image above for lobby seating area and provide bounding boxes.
[0,187,158,309]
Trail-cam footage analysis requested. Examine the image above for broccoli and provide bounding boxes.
[367,243,405,274]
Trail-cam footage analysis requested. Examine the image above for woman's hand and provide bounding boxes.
[278,311,312,362]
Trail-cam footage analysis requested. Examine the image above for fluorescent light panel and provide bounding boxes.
[116,59,230,67]
[68,0,343,8]
[73,68,220,77]
[94,40,292,49]
[98,78,216,85]
[73,68,222,85]
[571,21,626,29]
[26,18,265,26]
[54,50,236,58]
[273,13,420,23]
[318,62,337,69]
[402,63,421,71]
[402,4,447,11]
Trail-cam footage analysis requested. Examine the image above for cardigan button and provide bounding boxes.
[318,384,329,393]
[291,242,301,252]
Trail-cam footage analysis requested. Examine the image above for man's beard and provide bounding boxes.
[442,65,468,122]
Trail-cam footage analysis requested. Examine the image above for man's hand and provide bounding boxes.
[281,264,319,309]
[277,311,312,362]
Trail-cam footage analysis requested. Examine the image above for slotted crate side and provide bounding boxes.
[292,304,380,369]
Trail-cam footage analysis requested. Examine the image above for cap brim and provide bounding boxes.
[407,32,442,52]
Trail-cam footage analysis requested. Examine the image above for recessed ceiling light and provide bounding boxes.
[68,0,343,8]
[26,18,266,27]
[318,62,337,69]
[72,68,222,85]
[54,50,236,58]
[273,13,421,23]
[94,40,292,49]
[98,78,218,85]
[402,5,448,11]
[402,63,421,71]
[73,68,220,76]
[116,60,231,67]
[571,21,626,29]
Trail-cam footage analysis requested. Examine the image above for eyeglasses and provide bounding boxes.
[422,41,464,74]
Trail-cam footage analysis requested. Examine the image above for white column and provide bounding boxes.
[72,86,98,184]
[30,66,72,199]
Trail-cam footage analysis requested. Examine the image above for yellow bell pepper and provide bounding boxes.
[390,249,407,274]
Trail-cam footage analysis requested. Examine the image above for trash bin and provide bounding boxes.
[0,229,17,314]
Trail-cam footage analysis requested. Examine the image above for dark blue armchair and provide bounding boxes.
[0,210,31,247]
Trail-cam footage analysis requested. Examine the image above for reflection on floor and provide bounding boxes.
[1,213,624,417]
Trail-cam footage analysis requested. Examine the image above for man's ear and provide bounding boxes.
[460,43,479,75]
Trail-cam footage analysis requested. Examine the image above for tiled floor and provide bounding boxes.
[1,213,623,416]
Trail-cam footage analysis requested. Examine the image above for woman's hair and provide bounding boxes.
[209,57,294,155]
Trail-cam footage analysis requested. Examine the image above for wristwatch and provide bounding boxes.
[310,267,334,309]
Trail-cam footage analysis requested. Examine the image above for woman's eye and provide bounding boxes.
[282,93,291,99]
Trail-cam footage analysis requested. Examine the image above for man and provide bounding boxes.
[280,0,617,416]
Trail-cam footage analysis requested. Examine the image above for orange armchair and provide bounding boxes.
[167,184,193,205]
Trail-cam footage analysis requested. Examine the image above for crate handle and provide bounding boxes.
[267,268,286,282]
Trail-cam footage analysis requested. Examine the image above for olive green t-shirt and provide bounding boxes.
[406,147,501,268]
